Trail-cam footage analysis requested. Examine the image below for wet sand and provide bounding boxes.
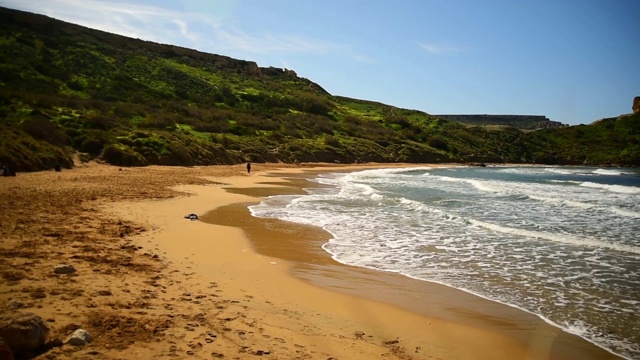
[0,162,621,359]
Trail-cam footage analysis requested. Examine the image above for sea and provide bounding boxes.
[248,165,640,359]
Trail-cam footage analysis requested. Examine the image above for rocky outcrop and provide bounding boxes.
[0,312,50,354]
[633,96,640,113]
[535,119,568,129]
[435,114,568,130]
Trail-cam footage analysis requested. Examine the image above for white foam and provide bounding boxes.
[579,181,640,194]
[545,167,575,175]
[435,175,468,183]
[465,179,501,193]
[528,195,594,210]
[610,207,640,218]
[468,219,640,255]
[561,320,638,360]
[496,167,542,175]
[432,175,506,195]
[620,299,639,305]
[248,166,640,360]
[528,195,640,218]
[593,168,624,176]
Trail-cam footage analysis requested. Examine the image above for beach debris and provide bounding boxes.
[7,299,25,310]
[184,213,199,221]
[54,264,77,274]
[65,329,93,346]
[0,312,50,354]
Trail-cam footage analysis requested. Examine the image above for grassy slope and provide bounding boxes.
[0,7,637,171]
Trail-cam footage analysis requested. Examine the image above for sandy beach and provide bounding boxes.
[0,162,621,359]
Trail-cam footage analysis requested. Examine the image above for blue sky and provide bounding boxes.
[1,0,638,125]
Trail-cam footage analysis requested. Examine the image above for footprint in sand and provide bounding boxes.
[202,331,218,344]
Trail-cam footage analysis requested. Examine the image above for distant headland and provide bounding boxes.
[435,115,568,130]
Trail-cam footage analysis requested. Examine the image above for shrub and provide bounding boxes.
[86,115,117,130]
[139,114,175,129]
[19,116,70,146]
[324,135,341,147]
[289,92,332,115]
[101,144,147,166]
[80,138,104,155]
[428,135,448,150]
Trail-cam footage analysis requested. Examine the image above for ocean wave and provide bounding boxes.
[527,195,594,210]
[545,167,577,175]
[561,319,639,360]
[468,219,640,255]
[430,175,503,194]
[579,181,640,194]
[610,207,640,218]
[496,167,549,175]
[527,195,640,218]
[251,166,640,359]
[593,168,626,176]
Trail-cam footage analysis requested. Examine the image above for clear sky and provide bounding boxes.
[1,0,639,125]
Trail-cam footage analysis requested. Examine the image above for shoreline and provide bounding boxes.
[203,167,623,360]
[0,162,624,359]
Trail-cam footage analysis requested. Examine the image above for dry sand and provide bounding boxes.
[0,162,621,359]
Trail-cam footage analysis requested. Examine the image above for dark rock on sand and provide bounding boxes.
[0,337,14,360]
[54,264,77,274]
[184,213,199,221]
[0,312,50,354]
[65,329,93,346]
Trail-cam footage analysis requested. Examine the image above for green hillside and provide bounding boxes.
[0,7,638,171]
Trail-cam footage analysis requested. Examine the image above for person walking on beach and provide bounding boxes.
[247,162,251,174]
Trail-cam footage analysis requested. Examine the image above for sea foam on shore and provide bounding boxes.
[250,166,640,359]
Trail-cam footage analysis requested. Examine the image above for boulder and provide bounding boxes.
[0,312,50,354]
[0,337,14,360]
[633,96,640,113]
[54,264,76,274]
[65,329,92,346]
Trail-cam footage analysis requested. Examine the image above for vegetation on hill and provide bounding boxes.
[0,7,637,171]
